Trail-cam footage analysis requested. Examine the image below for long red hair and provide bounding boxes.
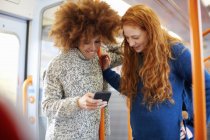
[120,4,180,109]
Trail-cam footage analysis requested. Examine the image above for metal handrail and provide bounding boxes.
[97,47,106,140]
[99,108,105,140]
[189,0,207,139]
[94,0,106,139]
[203,28,210,37]
[22,75,32,115]
[204,56,210,62]
[127,99,132,140]
[204,56,210,73]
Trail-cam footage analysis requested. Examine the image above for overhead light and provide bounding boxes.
[201,0,210,16]
[101,0,131,16]
[161,26,182,40]
[201,0,210,6]
[168,31,182,40]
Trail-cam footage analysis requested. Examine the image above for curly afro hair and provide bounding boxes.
[49,0,121,52]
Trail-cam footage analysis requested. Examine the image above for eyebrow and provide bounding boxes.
[124,34,140,38]
[95,38,101,40]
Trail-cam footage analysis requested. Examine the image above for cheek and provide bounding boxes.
[144,38,149,45]
[96,46,100,51]
[137,38,144,44]
[80,45,89,51]
[78,44,84,50]
[140,36,148,45]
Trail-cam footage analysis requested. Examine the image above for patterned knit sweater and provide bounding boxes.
[42,48,110,140]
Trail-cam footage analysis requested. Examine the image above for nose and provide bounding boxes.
[89,42,96,50]
[128,39,135,47]
[90,43,95,48]
[90,42,100,50]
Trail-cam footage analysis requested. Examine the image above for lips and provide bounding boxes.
[133,46,141,50]
[132,45,144,52]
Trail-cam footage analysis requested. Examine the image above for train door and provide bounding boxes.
[26,1,62,139]
[0,14,27,108]
[38,2,61,140]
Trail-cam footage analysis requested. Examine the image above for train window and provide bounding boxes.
[39,5,60,140]
[40,6,59,89]
[0,32,19,104]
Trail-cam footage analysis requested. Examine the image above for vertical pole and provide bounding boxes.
[94,1,105,140]
[188,0,207,140]
[127,99,132,140]
[97,41,105,140]
[99,108,105,140]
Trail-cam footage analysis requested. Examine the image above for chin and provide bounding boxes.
[86,55,96,60]
[134,49,142,53]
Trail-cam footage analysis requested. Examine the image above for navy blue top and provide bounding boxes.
[103,43,210,140]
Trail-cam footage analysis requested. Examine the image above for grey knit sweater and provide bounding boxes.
[42,48,110,140]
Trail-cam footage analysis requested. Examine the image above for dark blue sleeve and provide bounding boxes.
[173,44,210,122]
[205,71,210,122]
[103,68,121,91]
[173,44,192,83]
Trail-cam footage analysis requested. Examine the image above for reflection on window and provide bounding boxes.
[40,6,60,88]
[0,32,19,104]
[39,6,60,140]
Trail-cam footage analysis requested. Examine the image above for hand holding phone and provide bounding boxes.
[78,92,107,110]
[94,91,111,102]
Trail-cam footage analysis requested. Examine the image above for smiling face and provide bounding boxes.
[123,25,148,53]
[78,36,101,60]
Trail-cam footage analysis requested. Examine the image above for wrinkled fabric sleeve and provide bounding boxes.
[104,106,111,135]
[205,71,210,122]
[101,45,122,68]
[103,46,122,91]
[173,44,210,122]
[42,60,80,119]
[103,68,121,91]
[108,51,122,68]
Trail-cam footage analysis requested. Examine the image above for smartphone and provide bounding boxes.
[94,91,111,102]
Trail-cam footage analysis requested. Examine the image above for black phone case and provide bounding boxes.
[94,91,111,102]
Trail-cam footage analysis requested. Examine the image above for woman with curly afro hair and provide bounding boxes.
[102,4,210,140]
[42,0,120,139]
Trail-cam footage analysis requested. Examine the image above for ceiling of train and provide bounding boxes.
[124,0,210,43]
[42,0,210,44]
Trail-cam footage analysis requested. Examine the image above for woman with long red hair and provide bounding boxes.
[102,4,210,140]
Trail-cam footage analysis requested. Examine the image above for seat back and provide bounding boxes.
[0,97,34,140]
[0,101,21,140]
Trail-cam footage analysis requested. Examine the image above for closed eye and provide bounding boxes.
[125,35,140,40]
[95,40,101,44]
[132,35,140,40]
